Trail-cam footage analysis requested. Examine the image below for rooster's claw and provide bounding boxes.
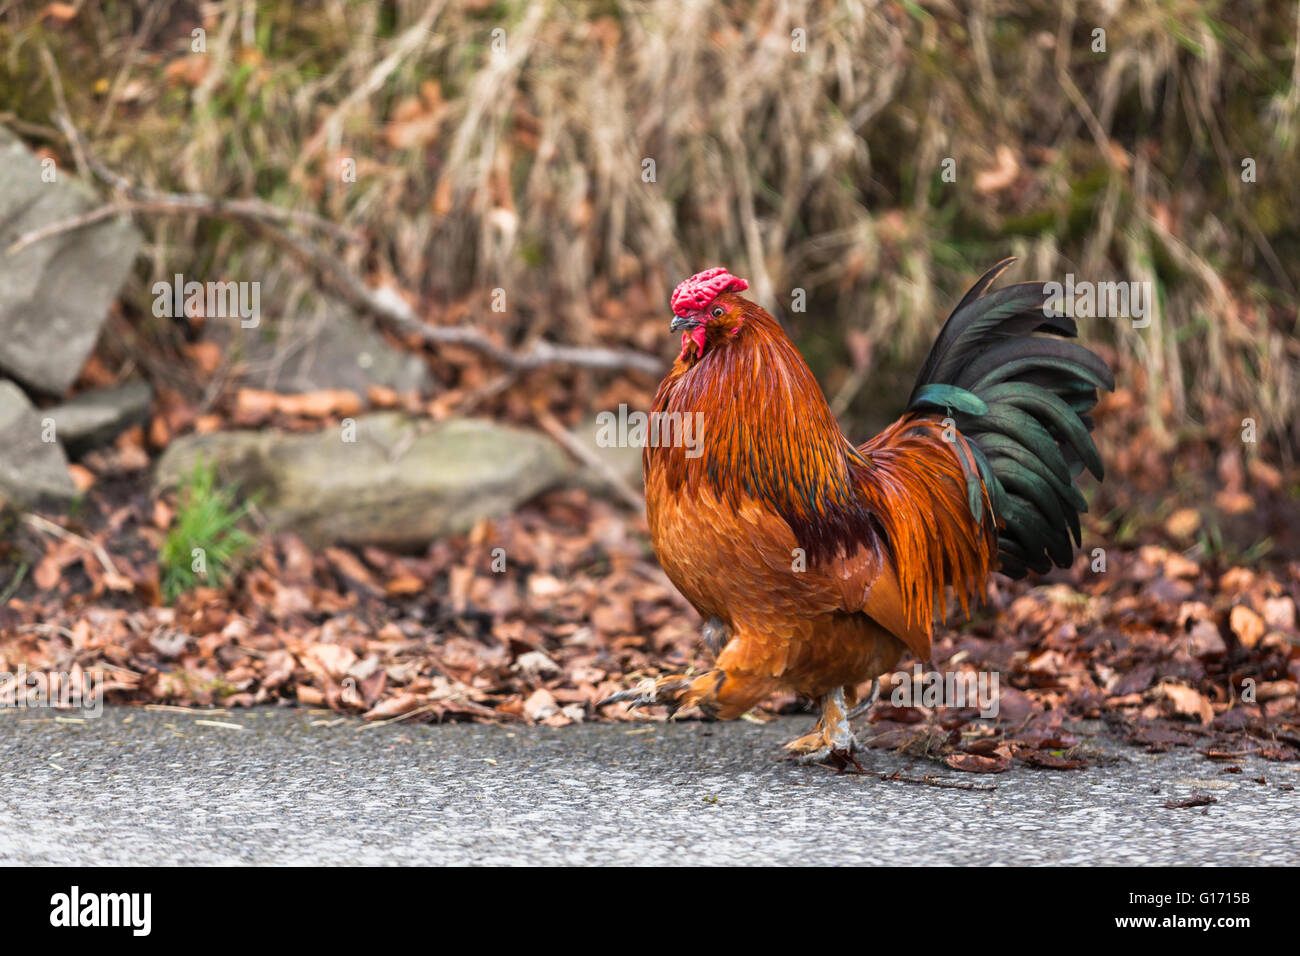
[597,678,665,709]
[598,673,717,716]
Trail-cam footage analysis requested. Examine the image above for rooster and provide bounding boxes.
[601,261,1112,763]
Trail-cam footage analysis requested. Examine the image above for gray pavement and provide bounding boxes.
[2,707,1296,865]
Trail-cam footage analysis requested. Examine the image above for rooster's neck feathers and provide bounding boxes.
[648,302,879,565]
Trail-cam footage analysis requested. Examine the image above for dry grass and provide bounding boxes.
[2,0,1297,448]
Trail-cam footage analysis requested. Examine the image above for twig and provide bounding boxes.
[533,406,646,511]
[0,113,62,143]
[14,622,79,642]
[37,45,87,179]
[870,769,997,791]
[7,201,146,255]
[94,0,165,137]
[1053,6,1123,176]
[357,702,443,729]
[21,514,120,580]
[294,1,446,178]
[7,194,359,256]
[818,762,998,791]
[193,719,247,731]
[144,704,230,714]
[0,562,27,604]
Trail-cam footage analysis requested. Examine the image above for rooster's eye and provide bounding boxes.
[711,306,725,318]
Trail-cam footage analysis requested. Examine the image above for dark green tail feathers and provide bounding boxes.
[908,258,1114,579]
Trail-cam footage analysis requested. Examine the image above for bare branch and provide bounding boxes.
[265,225,665,376]
[6,192,362,255]
[28,117,665,379]
[6,203,131,255]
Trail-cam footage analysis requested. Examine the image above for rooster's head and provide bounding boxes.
[669,267,750,361]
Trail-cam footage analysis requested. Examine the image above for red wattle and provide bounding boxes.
[679,325,709,360]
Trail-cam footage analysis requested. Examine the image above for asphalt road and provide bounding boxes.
[2,707,1296,865]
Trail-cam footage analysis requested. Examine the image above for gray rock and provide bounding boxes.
[0,381,77,506]
[44,379,152,453]
[0,126,142,394]
[154,414,570,547]
[216,299,432,396]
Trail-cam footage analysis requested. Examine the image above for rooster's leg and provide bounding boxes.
[701,616,729,658]
[783,687,859,767]
[845,678,880,721]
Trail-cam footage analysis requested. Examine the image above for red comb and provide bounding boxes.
[671,267,749,317]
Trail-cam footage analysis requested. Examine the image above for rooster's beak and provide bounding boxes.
[670,315,699,332]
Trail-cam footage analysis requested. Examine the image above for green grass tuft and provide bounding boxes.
[160,458,256,604]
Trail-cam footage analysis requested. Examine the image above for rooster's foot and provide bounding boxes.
[784,687,861,769]
[598,672,722,717]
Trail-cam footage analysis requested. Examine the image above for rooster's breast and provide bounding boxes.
[644,462,850,629]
